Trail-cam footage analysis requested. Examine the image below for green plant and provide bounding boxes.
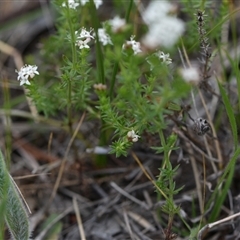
[3,0,240,239]
[0,151,30,240]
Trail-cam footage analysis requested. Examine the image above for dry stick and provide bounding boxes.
[73,197,86,240]
[0,109,64,128]
[13,173,50,180]
[114,212,140,240]
[202,154,207,218]
[110,182,149,210]
[48,132,53,155]
[127,210,156,231]
[173,128,219,163]
[203,135,217,174]
[185,142,204,215]
[0,40,39,120]
[49,111,86,204]
[123,210,134,240]
[197,212,240,240]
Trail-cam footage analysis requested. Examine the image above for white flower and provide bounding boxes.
[16,64,39,86]
[140,1,185,49]
[76,39,91,49]
[142,1,173,25]
[142,16,185,48]
[155,51,172,65]
[127,130,140,142]
[109,16,126,32]
[62,0,79,9]
[77,28,94,39]
[75,28,94,49]
[180,67,200,84]
[80,0,102,9]
[97,28,112,45]
[123,35,142,55]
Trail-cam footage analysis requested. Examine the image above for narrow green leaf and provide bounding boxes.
[208,147,240,222]
[218,81,238,150]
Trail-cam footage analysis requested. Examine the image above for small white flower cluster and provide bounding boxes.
[75,28,94,49]
[147,51,172,70]
[16,64,39,86]
[108,16,126,33]
[62,0,79,9]
[155,51,172,65]
[141,1,185,49]
[123,35,142,55]
[180,67,200,84]
[127,130,140,142]
[62,0,103,9]
[97,28,112,46]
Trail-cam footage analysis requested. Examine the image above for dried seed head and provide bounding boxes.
[192,117,210,136]
[195,10,206,23]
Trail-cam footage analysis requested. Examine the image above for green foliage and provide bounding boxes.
[157,164,184,196]
[218,81,238,150]
[207,147,240,222]
[10,0,240,238]
[155,133,183,225]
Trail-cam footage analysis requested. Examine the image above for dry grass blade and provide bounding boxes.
[127,210,156,231]
[73,197,86,240]
[110,181,149,210]
[131,151,168,200]
[123,210,134,239]
[185,142,204,216]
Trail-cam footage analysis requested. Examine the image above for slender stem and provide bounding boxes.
[90,0,104,83]
[125,0,133,23]
[66,5,77,130]
[66,5,76,131]
[110,0,133,99]
[110,62,119,99]
[159,129,167,170]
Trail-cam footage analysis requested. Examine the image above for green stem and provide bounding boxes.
[90,0,105,83]
[66,5,77,125]
[125,0,133,23]
[66,5,76,130]
[89,0,107,166]
[109,62,119,99]
[110,0,133,99]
